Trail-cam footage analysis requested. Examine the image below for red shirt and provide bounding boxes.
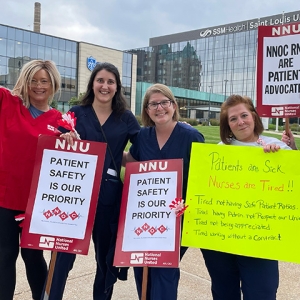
[0,87,62,211]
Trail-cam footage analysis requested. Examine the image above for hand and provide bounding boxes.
[60,132,77,146]
[263,144,280,153]
[282,129,297,150]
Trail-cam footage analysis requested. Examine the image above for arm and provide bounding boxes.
[122,151,137,167]
[282,129,297,150]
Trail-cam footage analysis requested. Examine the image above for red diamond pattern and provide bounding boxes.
[142,223,150,231]
[148,227,157,235]
[158,225,167,233]
[135,227,143,236]
[43,210,53,219]
[52,207,61,216]
[59,212,69,221]
[69,211,79,220]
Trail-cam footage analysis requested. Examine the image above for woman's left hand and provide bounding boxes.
[263,144,280,153]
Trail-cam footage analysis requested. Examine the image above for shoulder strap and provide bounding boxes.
[91,106,118,174]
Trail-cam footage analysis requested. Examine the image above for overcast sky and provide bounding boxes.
[0,0,299,50]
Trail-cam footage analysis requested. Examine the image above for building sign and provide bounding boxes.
[199,13,300,38]
[149,11,300,46]
[87,56,99,71]
[256,22,300,118]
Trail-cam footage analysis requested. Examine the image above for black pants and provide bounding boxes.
[133,247,188,300]
[201,249,279,300]
[47,204,122,300]
[0,207,47,300]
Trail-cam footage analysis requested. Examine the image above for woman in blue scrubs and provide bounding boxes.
[46,62,140,300]
[123,83,205,300]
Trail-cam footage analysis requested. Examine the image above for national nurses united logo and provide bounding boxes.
[87,56,98,71]
[130,253,144,264]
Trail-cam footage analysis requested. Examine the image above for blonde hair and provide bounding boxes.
[12,60,61,107]
[141,83,180,127]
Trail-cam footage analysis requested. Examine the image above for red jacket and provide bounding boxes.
[0,87,62,211]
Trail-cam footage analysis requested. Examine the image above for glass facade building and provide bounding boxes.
[0,24,78,108]
[128,10,300,119]
[0,24,136,112]
[122,52,133,104]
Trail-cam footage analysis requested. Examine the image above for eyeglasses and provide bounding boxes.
[147,100,174,110]
[29,79,51,88]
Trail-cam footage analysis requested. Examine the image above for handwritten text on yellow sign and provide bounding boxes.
[182,143,300,263]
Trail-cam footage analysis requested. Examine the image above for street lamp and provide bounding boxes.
[208,86,212,126]
[224,79,229,101]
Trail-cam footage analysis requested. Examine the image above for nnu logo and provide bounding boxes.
[87,56,98,71]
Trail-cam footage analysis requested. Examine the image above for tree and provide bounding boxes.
[50,99,58,109]
[69,93,85,107]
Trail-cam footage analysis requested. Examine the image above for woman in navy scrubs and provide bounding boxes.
[46,62,140,300]
[123,83,205,300]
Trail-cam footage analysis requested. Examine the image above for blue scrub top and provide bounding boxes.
[69,105,140,205]
[130,122,204,199]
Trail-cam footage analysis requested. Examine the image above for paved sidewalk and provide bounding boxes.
[14,247,300,300]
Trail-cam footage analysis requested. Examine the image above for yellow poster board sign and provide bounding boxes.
[182,143,300,263]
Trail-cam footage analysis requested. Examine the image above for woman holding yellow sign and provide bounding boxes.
[201,94,291,300]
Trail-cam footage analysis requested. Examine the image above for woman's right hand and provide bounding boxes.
[60,131,77,146]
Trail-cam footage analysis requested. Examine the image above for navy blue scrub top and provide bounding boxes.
[68,105,140,205]
[129,122,204,199]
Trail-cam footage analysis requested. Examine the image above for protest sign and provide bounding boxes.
[182,143,300,263]
[114,159,183,268]
[256,22,300,117]
[21,135,106,255]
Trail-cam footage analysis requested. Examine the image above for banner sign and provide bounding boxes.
[182,143,300,263]
[114,159,183,268]
[256,22,300,118]
[21,135,106,255]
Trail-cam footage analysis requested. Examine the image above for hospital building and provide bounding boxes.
[0,3,299,121]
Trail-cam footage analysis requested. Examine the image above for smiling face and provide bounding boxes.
[227,103,257,142]
[92,69,117,105]
[146,92,176,126]
[27,69,52,107]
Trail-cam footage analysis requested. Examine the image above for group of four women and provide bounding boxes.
[0,59,292,300]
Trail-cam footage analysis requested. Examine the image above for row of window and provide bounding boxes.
[0,25,77,52]
[130,27,261,101]
[0,40,77,68]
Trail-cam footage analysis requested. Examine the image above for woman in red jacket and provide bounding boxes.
[0,60,62,300]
